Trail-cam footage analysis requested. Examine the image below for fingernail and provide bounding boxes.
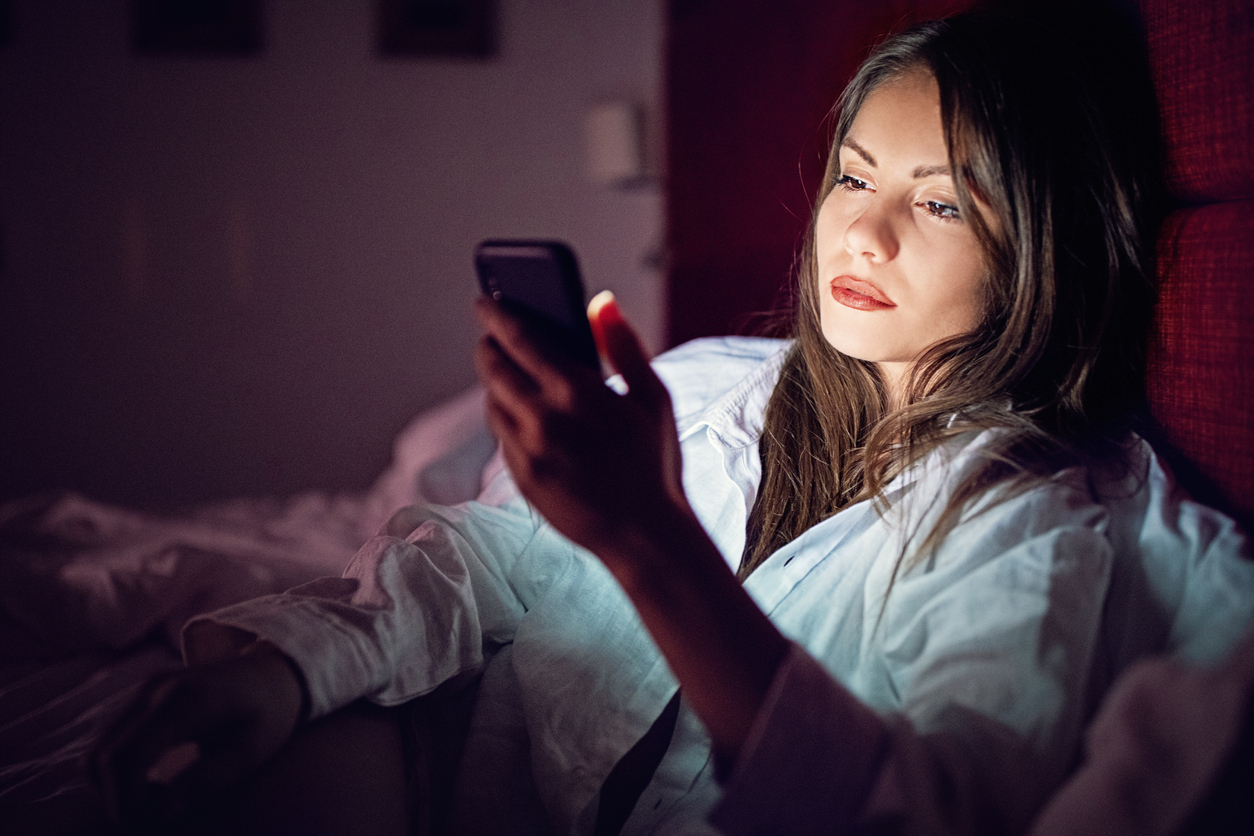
[145,741,201,786]
[587,290,618,321]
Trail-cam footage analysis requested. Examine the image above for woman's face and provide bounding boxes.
[815,71,988,394]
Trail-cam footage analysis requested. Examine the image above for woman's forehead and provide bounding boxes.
[841,72,948,176]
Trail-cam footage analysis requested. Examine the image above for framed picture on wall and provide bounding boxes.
[378,0,496,57]
[0,0,13,48]
[132,0,263,55]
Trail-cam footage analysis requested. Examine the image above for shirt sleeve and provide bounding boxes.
[181,461,547,719]
[711,480,1115,836]
[708,643,892,835]
[1027,626,1254,836]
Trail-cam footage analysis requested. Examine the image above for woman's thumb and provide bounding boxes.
[587,291,662,400]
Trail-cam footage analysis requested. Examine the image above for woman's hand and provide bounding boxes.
[475,292,789,759]
[91,642,305,827]
[474,292,689,569]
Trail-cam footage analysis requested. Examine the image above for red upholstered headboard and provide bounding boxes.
[1140,0,1254,526]
[665,0,1254,526]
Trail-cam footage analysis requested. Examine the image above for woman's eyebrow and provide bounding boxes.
[912,164,951,178]
[842,138,949,179]
[841,138,876,167]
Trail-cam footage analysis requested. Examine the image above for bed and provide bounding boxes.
[0,387,495,833]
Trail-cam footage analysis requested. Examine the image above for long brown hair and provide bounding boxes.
[739,13,1156,580]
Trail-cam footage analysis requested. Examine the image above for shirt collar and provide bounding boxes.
[677,343,790,448]
[675,342,998,500]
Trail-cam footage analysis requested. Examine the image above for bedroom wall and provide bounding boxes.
[0,0,663,508]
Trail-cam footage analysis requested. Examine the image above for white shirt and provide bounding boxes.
[186,336,1254,836]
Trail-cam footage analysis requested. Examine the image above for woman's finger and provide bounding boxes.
[475,334,539,412]
[91,680,160,806]
[94,677,221,821]
[93,676,188,809]
[478,336,563,459]
[482,394,521,453]
[473,297,589,398]
[145,728,252,822]
[587,291,666,405]
[476,332,564,450]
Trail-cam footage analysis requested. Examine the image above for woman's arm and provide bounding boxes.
[94,446,545,825]
[594,494,791,759]
[474,294,789,759]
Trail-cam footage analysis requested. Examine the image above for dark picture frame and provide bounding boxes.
[378,0,496,58]
[0,0,13,49]
[132,0,263,56]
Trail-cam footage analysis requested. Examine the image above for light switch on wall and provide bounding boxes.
[585,100,648,188]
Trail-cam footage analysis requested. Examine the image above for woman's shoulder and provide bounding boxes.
[893,428,1117,556]
[922,428,1254,665]
[650,336,790,425]
[1097,436,1254,663]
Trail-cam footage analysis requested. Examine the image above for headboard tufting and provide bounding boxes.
[1140,0,1254,526]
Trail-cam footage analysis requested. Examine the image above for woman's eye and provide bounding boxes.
[837,174,870,192]
[922,200,961,221]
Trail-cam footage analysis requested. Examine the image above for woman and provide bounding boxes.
[95,13,1253,836]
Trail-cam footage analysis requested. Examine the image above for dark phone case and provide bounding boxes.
[475,240,600,370]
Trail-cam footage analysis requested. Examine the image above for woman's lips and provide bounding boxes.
[830,276,895,310]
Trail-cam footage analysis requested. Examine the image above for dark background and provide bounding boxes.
[0,0,663,509]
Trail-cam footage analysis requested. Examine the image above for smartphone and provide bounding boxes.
[474,239,600,371]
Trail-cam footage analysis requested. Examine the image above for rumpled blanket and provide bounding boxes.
[0,386,494,827]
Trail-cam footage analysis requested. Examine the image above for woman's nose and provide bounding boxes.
[843,202,899,262]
